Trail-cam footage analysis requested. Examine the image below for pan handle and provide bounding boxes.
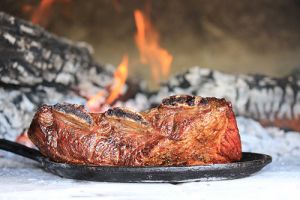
[0,139,43,163]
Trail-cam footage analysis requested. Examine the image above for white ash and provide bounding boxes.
[237,116,300,161]
[122,93,151,112]
[0,87,86,141]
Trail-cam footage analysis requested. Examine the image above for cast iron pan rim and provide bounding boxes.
[0,139,272,182]
[41,152,272,172]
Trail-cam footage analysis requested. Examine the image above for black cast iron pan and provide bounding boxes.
[0,139,272,183]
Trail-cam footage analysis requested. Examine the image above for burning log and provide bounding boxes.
[0,12,113,91]
[144,67,300,131]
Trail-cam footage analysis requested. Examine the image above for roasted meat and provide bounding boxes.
[28,95,242,166]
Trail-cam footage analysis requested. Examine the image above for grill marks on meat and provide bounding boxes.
[28,95,242,166]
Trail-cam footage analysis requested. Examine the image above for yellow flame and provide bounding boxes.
[106,55,128,105]
[87,55,128,112]
[134,9,173,83]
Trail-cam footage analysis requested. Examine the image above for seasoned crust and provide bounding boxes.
[53,103,93,125]
[28,95,242,166]
[162,95,197,106]
[105,107,149,125]
[161,95,223,108]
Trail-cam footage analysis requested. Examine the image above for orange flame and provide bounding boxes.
[106,55,128,105]
[23,0,71,27]
[86,91,105,112]
[31,0,56,26]
[87,55,128,112]
[134,9,173,83]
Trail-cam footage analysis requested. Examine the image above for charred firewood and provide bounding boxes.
[0,12,114,91]
[145,67,300,131]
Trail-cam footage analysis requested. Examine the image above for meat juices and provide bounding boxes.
[28,95,242,166]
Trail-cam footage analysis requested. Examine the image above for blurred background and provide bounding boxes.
[1,0,300,88]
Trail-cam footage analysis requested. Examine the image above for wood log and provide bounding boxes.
[146,67,300,131]
[0,12,113,90]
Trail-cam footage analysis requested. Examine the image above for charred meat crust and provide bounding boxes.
[106,107,148,125]
[161,95,218,107]
[162,95,197,106]
[28,95,242,166]
[53,103,93,125]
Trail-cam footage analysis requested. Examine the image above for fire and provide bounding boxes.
[105,55,129,105]
[86,91,105,112]
[23,0,71,27]
[134,9,173,83]
[30,0,55,26]
[87,55,128,112]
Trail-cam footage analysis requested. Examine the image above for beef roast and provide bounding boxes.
[28,95,242,166]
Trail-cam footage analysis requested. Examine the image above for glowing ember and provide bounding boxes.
[23,0,71,27]
[134,9,173,83]
[86,91,105,112]
[30,0,56,26]
[87,55,128,112]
